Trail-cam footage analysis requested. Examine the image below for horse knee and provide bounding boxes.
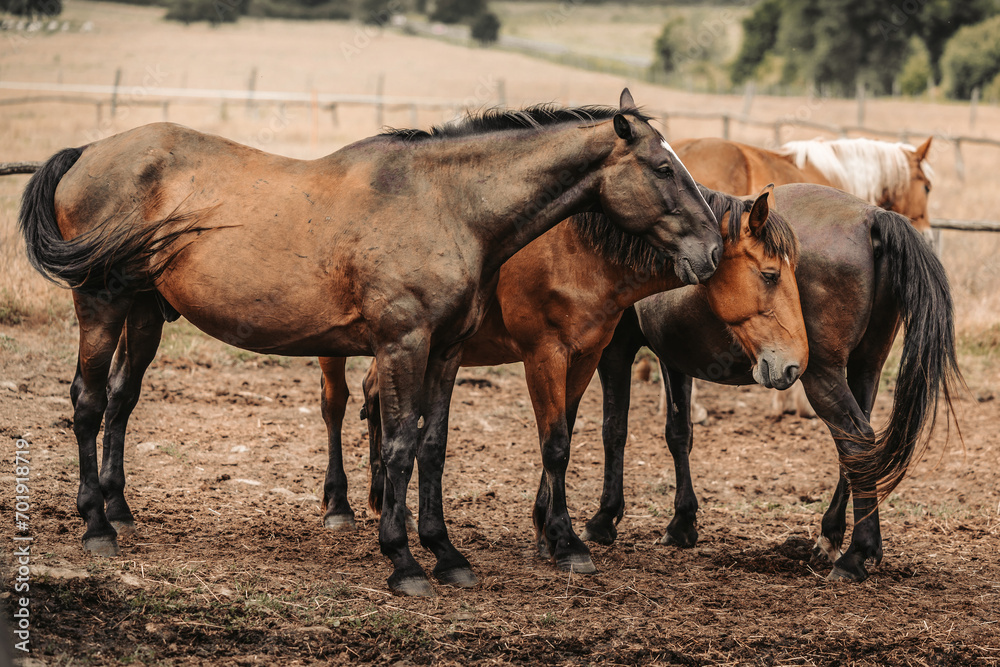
[381,446,415,480]
[73,391,107,436]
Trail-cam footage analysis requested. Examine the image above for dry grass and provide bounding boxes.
[1,0,998,340]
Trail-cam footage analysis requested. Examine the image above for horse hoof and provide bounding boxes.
[812,537,842,565]
[391,577,436,597]
[436,567,478,588]
[83,535,119,557]
[826,565,865,582]
[556,554,597,574]
[323,514,357,531]
[659,529,697,548]
[580,525,616,546]
[110,521,136,538]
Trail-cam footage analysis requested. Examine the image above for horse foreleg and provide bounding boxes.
[373,336,435,596]
[100,294,163,537]
[659,366,699,548]
[71,292,133,556]
[360,362,417,532]
[319,357,355,530]
[415,351,476,588]
[799,366,882,582]
[534,359,589,557]
[525,350,595,574]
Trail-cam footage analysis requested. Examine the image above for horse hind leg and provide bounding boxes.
[659,367,699,548]
[799,366,882,582]
[319,357,356,531]
[71,292,134,556]
[100,294,164,538]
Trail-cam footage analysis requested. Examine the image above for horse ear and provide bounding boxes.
[914,137,932,163]
[613,114,634,142]
[619,88,637,111]
[748,184,774,236]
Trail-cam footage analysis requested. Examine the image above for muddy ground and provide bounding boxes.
[1,322,998,666]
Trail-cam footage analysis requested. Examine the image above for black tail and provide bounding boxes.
[18,147,85,286]
[19,147,206,295]
[855,209,964,500]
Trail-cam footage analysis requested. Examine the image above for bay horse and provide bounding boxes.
[17,89,723,596]
[586,183,962,582]
[675,136,935,419]
[320,184,807,574]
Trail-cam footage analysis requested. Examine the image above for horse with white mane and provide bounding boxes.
[674,135,934,245]
[780,137,935,244]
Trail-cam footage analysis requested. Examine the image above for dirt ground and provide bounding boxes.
[1,320,998,666]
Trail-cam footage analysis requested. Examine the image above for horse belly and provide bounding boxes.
[156,238,370,357]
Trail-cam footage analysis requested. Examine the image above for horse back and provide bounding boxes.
[772,184,881,368]
[674,137,820,195]
[54,123,323,239]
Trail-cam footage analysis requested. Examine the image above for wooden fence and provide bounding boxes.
[2,79,998,232]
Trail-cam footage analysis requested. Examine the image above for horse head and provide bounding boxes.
[597,89,722,285]
[702,184,808,390]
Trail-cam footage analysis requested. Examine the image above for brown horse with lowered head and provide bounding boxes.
[587,184,961,582]
[674,136,934,242]
[319,183,806,575]
[18,90,723,596]
[675,136,935,419]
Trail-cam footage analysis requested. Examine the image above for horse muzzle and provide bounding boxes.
[752,351,802,390]
[672,238,721,286]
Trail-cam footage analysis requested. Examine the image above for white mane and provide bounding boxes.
[779,138,932,204]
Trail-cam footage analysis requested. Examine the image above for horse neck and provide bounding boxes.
[435,124,616,277]
[561,224,683,312]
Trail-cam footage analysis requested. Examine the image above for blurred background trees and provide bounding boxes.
[0,0,63,18]
[726,0,1000,99]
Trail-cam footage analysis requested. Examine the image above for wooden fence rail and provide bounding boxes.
[2,80,998,232]
[1,160,996,232]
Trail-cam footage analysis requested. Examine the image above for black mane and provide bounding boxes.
[571,185,798,274]
[380,104,653,141]
[698,185,799,265]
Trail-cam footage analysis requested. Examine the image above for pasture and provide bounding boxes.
[1,2,999,664]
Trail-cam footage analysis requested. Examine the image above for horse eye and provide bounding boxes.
[762,271,779,284]
[656,165,673,177]
[924,184,931,194]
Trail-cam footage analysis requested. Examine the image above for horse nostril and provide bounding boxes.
[784,364,800,385]
[711,242,721,269]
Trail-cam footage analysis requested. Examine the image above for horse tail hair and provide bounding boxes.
[854,208,964,501]
[18,147,85,286]
[19,146,209,295]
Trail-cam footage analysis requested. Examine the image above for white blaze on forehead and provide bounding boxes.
[661,139,680,160]
[662,139,712,215]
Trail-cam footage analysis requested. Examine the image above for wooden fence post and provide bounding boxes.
[375,72,385,128]
[246,66,257,117]
[110,68,122,117]
[954,138,965,182]
[742,80,755,117]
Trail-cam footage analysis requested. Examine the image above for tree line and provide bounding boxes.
[718,0,1000,99]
